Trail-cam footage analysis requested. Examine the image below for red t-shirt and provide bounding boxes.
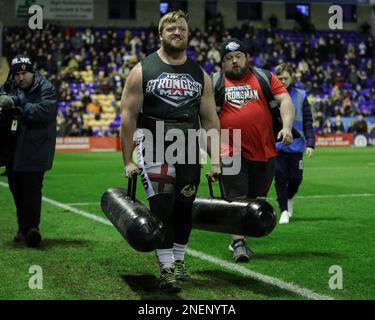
[219,69,288,162]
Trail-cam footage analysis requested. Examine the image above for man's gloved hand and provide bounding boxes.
[125,161,140,178]
[0,95,15,111]
[207,163,222,182]
[11,91,27,106]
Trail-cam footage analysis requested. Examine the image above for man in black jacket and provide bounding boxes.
[0,55,57,247]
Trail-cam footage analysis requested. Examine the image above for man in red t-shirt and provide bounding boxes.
[216,38,295,262]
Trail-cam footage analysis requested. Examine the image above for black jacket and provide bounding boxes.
[0,71,57,171]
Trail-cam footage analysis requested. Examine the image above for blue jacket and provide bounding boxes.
[276,87,315,153]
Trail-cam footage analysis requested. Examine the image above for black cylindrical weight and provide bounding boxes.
[101,187,164,252]
[242,199,276,237]
[192,198,276,237]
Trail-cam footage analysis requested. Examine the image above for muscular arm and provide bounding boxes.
[120,63,143,167]
[199,71,221,166]
[274,92,295,132]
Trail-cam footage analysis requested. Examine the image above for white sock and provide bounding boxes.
[173,243,188,262]
[155,248,173,272]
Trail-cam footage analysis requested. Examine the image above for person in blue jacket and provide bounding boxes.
[274,63,315,224]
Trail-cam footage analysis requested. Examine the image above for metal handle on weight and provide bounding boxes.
[206,174,226,200]
[127,173,138,202]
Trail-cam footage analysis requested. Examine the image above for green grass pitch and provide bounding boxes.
[0,147,374,300]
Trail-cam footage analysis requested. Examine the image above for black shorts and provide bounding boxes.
[134,129,201,202]
[221,154,275,200]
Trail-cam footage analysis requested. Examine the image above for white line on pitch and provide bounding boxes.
[187,248,334,300]
[0,181,334,300]
[65,202,101,206]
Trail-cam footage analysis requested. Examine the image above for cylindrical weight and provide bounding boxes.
[101,187,164,252]
[192,198,276,237]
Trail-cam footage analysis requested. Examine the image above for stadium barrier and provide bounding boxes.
[315,134,354,147]
[315,133,374,147]
[56,137,120,152]
[55,134,374,153]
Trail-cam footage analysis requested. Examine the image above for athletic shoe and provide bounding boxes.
[228,239,255,262]
[25,228,42,248]
[173,260,191,282]
[279,210,290,224]
[287,199,294,217]
[13,230,25,243]
[158,268,181,293]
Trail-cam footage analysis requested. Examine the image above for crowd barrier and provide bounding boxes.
[55,137,120,152]
[315,133,375,147]
[55,134,374,153]
[315,134,354,147]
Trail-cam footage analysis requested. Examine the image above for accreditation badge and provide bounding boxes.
[11,119,18,132]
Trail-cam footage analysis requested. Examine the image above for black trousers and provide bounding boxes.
[274,152,303,212]
[6,166,45,234]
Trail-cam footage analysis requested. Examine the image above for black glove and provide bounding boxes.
[0,95,15,111]
[11,91,27,106]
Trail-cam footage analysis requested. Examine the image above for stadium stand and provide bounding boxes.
[2,21,375,136]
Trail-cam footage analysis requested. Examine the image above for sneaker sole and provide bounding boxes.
[234,255,250,263]
[159,285,181,293]
[229,244,255,261]
[176,275,191,282]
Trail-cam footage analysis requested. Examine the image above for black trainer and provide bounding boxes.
[173,260,191,282]
[25,228,42,248]
[13,230,25,243]
[228,239,255,262]
[158,268,181,293]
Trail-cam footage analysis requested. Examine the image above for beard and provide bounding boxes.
[162,37,188,54]
[224,65,249,80]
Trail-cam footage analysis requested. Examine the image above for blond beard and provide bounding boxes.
[162,38,187,54]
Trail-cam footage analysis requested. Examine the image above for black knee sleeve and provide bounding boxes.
[149,193,175,249]
[174,164,201,202]
[173,199,193,245]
